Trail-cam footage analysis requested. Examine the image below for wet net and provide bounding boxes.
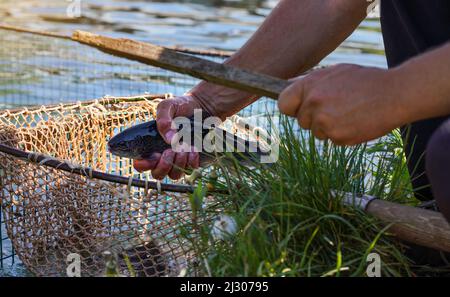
[0,95,199,276]
[0,25,282,276]
[0,95,271,277]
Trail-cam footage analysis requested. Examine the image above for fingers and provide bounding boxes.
[187,152,200,169]
[134,151,199,180]
[151,150,176,180]
[133,153,161,172]
[279,75,314,130]
[279,72,329,140]
[156,96,200,144]
[168,152,188,180]
[278,78,305,117]
[311,123,328,140]
[156,99,178,143]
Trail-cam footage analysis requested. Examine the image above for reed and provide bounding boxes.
[180,115,447,277]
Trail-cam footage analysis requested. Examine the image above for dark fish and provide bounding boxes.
[108,117,269,167]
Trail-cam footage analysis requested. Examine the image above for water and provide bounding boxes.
[0,0,386,276]
[0,0,384,64]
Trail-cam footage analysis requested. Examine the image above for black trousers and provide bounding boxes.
[403,116,450,222]
[400,117,450,267]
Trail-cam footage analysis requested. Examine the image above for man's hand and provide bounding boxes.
[133,95,201,180]
[278,64,405,146]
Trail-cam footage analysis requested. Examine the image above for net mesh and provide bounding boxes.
[0,95,214,276]
[0,26,282,275]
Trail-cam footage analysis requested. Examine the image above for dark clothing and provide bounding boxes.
[380,0,450,201]
[426,120,450,223]
[381,0,450,68]
[380,1,450,265]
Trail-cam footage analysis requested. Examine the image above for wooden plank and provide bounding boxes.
[72,30,290,100]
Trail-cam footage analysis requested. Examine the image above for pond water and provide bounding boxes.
[0,0,385,276]
[0,0,385,63]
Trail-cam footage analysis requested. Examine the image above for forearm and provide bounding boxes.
[393,42,450,124]
[192,0,369,118]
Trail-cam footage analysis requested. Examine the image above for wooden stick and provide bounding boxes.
[72,31,290,99]
[0,143,196,194]
[341,193,450,252]
[0,24,233,57]
[367,199,450,253]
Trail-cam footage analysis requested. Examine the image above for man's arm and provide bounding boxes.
[394,42,450,124]
[193,0,370,118]
[135,0,372,178]
[277,42,450,146]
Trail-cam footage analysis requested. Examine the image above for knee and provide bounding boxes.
[426,121,450,222]
[426,122,450,167]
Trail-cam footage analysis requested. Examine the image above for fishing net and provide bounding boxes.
[0,93,270,276]
[0,25,278,276]
[0,95,205,276]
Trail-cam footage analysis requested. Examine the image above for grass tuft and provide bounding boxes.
[181,116,443,277]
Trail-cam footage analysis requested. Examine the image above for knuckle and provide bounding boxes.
[315,114,329,128]
[156,99,173,114]
[314,132,327,140]
[329,130,347,145]
[157,118,173,131]
[277,97,288,113]
[308,92,324,107]
[298,117,310,130]
[278,91,296,112]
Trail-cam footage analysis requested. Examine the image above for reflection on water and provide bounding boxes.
[0,0,385,109]
[0,0,385,276]
[0,0,385,65]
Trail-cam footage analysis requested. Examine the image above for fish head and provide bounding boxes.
[108,120,170,159]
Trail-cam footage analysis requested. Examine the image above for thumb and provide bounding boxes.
[156,99,179,144]
[278,76,306,117]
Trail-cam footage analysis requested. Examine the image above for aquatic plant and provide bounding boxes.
[181,115,423,277]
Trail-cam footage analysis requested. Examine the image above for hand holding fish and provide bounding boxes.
[110,93,269,180]
[133,95,202,180]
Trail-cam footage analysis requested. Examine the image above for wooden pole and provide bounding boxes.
[367,199,450,253]
[72,31,290,100]
[340,192,450,252]
[0,143,196,194]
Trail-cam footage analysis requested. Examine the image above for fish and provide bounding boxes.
[107,116,270,167]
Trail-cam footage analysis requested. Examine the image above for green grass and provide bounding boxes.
[180,116,441,277]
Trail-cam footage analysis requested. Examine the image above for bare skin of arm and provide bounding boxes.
[277,42,450,146]
[134,0,371,179]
